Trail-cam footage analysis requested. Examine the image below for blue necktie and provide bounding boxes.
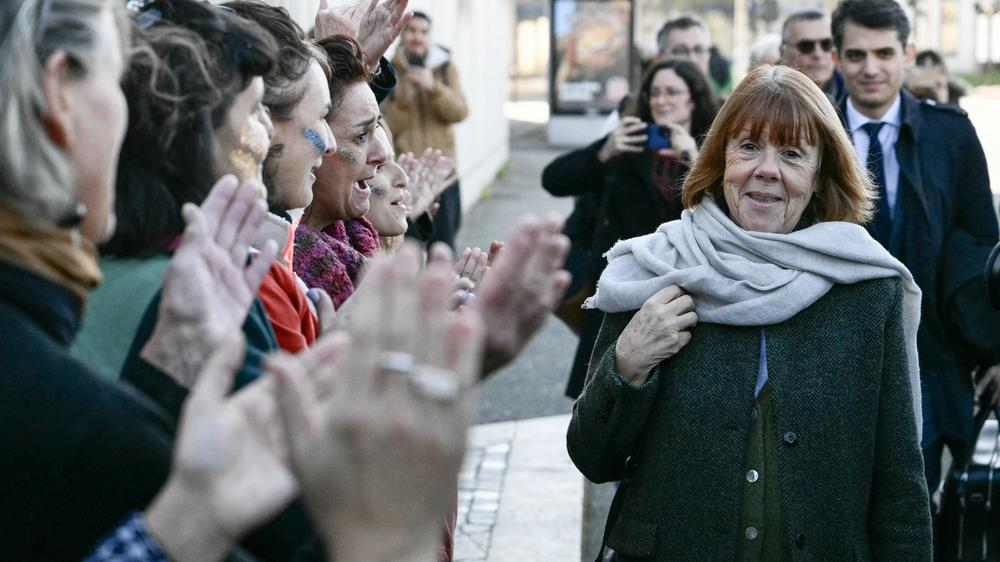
[862,121,891,246]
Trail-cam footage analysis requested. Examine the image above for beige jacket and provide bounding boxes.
[383,45,468,162]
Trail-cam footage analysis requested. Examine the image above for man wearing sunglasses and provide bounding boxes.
[780,10,846,104]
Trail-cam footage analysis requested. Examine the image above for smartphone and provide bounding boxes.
[406,52,426,67]
[645,123,671,151]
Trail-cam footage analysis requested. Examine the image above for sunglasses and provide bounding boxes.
[791,38,834,54]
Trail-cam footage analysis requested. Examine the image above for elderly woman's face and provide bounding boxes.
[310,81,387,224]
[722,126,820,234]
[366,127,410,237]
[67,7,127,243]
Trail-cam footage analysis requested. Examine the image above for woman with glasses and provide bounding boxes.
[542,59,719,399]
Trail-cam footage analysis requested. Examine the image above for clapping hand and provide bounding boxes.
[144,333,297,562]
[314,0,413,71]
[453,241,504,294]
[398,148,455,220]
[471,215,571,376]
[272,244,483,562]
[141,176,277,388]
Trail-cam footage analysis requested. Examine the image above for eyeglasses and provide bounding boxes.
[649,87,688,100]
[790,38,833,54]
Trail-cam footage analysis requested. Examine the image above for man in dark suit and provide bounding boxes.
[832,0,1000,513]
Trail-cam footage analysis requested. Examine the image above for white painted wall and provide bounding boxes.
[260,0,513,211]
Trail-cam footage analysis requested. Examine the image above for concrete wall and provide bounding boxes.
[259,0,513,211]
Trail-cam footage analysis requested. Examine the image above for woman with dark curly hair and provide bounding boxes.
[542,59,720,398]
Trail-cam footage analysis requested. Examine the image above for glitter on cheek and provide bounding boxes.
[229,121,269,181]
[301,128,327,153]
[240,122,269,161]
[338,146,359,166]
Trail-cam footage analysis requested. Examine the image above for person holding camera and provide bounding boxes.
[542,59,719,399]
[382,11,468,250]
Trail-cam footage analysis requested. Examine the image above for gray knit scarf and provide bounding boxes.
[585,196,923,438]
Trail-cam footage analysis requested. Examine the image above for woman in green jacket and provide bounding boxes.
[567,65,931,560]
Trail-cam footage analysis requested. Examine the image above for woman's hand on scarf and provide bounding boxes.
[270,244,482,562]
[615,284,698,385]
[142,175,277,388]
[598,116,646,163]
[144,332,297,562]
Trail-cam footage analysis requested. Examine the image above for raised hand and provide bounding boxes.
[272,244,483,562]
[356,0,412,70]
[454,246,489,290]
[401,148,454,219]
[314,0,413,71]
[470,215,571,376]
[615,284,698,386]
[141,175,278,388]
[144,333,297,562]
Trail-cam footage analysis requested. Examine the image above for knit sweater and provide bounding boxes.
[293,217,380,309]
[567,278,931,561]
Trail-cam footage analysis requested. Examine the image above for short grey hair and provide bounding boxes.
[781,9,826,44]
[0,0,125,226]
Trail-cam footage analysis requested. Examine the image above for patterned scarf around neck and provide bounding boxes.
[293,217,380,309]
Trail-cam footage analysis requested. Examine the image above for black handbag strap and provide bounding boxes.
[594,455,638,562]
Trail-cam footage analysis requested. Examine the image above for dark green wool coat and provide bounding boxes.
[567,278,932,561]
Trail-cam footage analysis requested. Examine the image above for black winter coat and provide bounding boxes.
[840,92,1000,447]
[0,259,318,561]
[542,137,688,398]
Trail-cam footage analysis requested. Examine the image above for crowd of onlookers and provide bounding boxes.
[1,0,998,560]
[1,0,568,559]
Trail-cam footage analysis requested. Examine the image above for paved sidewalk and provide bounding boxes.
[455,414,583,562]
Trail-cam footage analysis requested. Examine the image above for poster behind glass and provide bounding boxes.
[551,0,633,114]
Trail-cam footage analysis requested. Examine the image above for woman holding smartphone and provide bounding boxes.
[542,59,719,399]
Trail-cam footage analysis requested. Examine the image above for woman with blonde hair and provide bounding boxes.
[568,65,931,560]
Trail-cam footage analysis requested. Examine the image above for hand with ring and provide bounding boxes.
[271,243,483,562]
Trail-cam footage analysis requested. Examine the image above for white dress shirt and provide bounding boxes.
[846,95,903,212]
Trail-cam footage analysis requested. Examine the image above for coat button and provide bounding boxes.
[746,469,759,483]
[745,526,758,540]
[783,431,798,445]
[795,532,806,548]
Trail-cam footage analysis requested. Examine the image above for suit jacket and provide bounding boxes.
[568,278,931,560]
[542,137,687,397]
[839,92,999,442]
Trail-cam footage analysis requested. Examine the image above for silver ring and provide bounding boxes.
[378,351,415,375]
[409,366,460,402]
